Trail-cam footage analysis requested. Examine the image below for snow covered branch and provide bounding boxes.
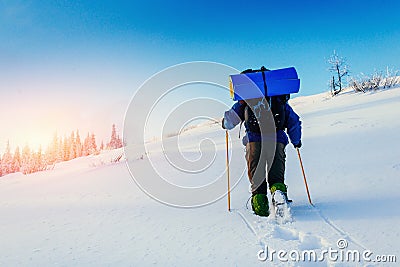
[349,67,400,93]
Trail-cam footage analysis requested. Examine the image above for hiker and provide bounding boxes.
[222,87,302,217]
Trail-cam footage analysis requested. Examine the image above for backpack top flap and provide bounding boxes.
[229,67,300,100]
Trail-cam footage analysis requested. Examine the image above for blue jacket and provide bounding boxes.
[223,101,302,146]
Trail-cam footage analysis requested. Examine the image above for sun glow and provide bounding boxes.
[2,124,55,153]
[23,132,53,152]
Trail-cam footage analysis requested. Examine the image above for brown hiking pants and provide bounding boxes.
[245,142,286,195]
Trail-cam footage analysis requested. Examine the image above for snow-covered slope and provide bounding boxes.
[1,88,399,266]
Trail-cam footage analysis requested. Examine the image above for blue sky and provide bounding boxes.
[1,0,400,151]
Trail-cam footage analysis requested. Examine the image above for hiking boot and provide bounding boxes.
[251,194,270,217]
[270,183,289,206]
[272,190,288,206]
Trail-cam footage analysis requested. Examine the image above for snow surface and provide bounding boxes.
[1,88,400,266]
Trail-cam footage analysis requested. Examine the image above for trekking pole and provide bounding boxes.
[296,148,313,206]
[225,130,231,212]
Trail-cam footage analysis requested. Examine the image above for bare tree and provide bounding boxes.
[349,67,400,93]
[349,77,363,92]
[383,67,399,88]
[328,50,349,96]
[370,71,382,90]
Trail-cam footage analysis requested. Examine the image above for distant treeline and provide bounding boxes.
[0,124,123,177]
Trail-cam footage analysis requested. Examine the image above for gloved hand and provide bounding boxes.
[294,140,302,149]
[221,118,226,129]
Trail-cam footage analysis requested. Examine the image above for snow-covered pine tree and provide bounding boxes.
[81,133,98,156]
[62,135,71,161]
[108,124,117,149]
[13,147,21,173]
[107,124,123,149]
[82,133,90,156]
[46,133,59,165]
[34,146,47,172]
[75,130,82,157]
[89,133,98,155]
[69,131,77,160]
[21,144,32,175]
[1,141,14,175]
[116,135,123,148]
[57,138,63,163]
